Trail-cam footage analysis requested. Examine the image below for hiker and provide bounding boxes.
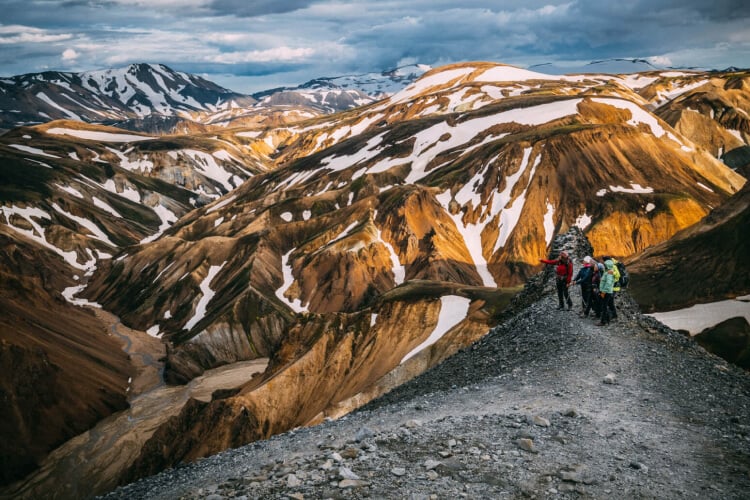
[597,259,617,326]
[570,255,595,317]
[590,261,604,319]
[601,255,620,320]
[540,251,573,310]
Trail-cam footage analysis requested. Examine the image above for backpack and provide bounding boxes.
[615,261,629,288]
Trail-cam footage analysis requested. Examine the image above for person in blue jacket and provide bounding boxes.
[570,255,595,317]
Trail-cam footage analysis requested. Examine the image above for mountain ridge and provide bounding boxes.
[1,60,748,493]
[92,229,750,500]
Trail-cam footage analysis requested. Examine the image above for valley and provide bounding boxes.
[2,307,267,499]
[0,61,748,496]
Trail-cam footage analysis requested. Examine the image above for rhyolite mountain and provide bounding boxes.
[628,181,750,312]
[78,63,745,481]
[0,115,277,484]
[1,61,748,490]
[627,181,750,369]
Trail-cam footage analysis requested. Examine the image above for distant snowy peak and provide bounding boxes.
[252,64,432,104]
[303,64,432,97]
[0,63,256,129]
[254,87,376,114]
[79,63,247,115]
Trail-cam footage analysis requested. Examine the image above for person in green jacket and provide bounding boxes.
[597,259,617,326]
[601,255,620,320]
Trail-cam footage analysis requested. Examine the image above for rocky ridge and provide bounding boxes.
[101,230,750,499]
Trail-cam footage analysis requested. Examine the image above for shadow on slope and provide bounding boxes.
[694,317,750,370]
[627,181,750,312]
[0,228,132,486]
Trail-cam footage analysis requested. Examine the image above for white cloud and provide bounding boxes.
[62,48,79,60]
[211,46,316,63]
[647,55,673,66]
[0,24,73,44]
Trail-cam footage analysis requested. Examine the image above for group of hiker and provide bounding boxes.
[539,252,628,326]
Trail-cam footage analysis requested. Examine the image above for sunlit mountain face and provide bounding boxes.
[0,61,747,493]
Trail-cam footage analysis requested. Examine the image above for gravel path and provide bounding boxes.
[102,237,750,500]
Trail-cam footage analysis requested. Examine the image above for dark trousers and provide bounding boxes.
[600,293,615,324]
[608,292,618,319]
[556,279,572,308]
[580,285,593,314]
[591,288,601,316]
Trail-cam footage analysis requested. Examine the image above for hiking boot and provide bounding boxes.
[596,322,606,326]
[567,303,573,310]
[557,305,565,310]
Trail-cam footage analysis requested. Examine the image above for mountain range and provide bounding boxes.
[0,60,748,495]
[0,63,433,134]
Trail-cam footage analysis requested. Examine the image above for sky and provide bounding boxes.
[1,0,748,93]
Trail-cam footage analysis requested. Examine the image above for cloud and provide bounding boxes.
[210,46,316,64]
[647,55,672,66]
[208,0,321,17]
[0,0,749,91]
[61,48,79,60]
[0,25,74,44]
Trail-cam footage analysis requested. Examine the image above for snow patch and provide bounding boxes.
[376,226,405,285]
[575,213,592,229]
[183,262,226,330]
[401,295,471,363]
[206,195,236,214]
[609,183,654,194]
[57,184,84,198]
[591,98,669,138]
[543,201,555,246]
[9,144,59,158]
[92,196,122,218]
[275,250,308,313]
[46,127,155,142]
[140,204,178,244]
[146,325,161,337]
[62,284,102,308]
[52,203,115,246]
[648,298,750,336]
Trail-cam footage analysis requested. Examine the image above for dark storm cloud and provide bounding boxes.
[0,0,748,91]
[208,0,321,17]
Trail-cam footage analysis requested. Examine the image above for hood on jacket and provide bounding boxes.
[605,259,615,270]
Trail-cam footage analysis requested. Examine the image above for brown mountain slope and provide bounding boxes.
[651,71,750,165]
[627,181,750,312]
[0,226,132,486]
[78,64,746,484]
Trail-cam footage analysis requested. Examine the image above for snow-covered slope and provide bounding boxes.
[0,63,256,130]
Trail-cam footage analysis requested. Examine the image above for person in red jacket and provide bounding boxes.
[540,251,574,310]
